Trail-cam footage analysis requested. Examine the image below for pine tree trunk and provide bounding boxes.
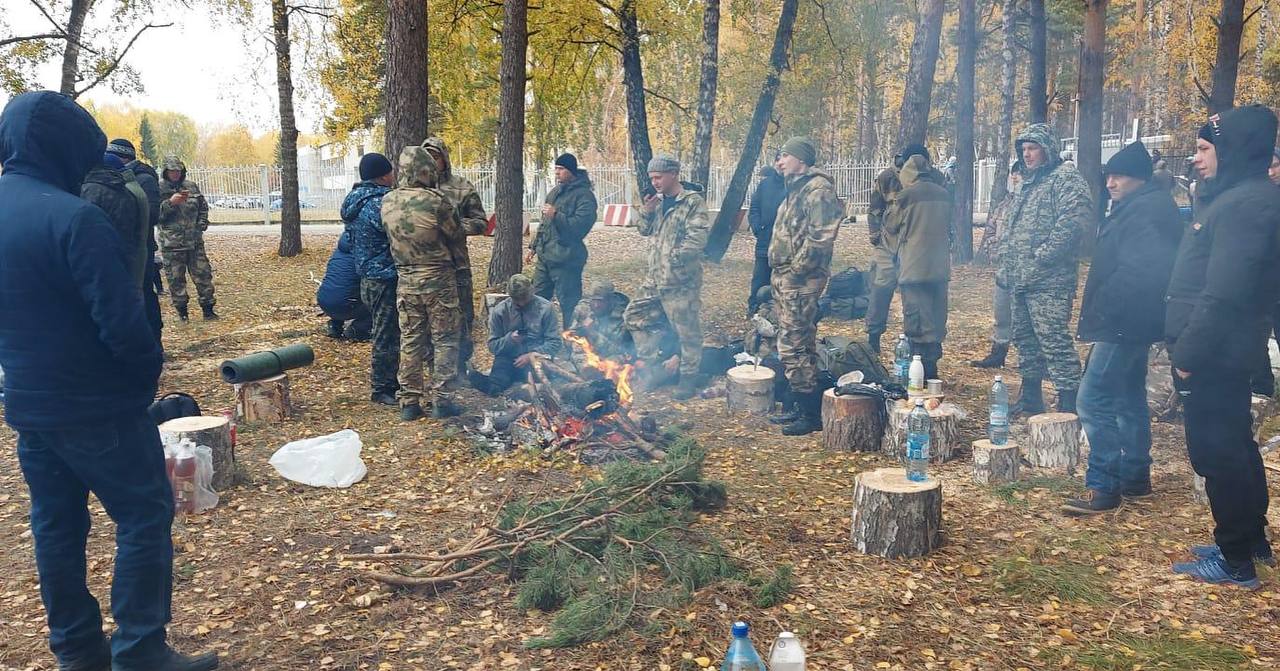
[273,0,303,258]
[619,0,654,197]
[1078,0,1107,236]
[1028,0,1049,123]
[990,0,1018,206]
[59,0,92,96]
[1130,0,1146,128]
[897,0,946,147]
[488,0,529,287]
[1210,0,1246,113]
[952,0,976,264]
[384,0,429,163]
[858,55,880,158]
[690,0,720,189]
[703,0,799,262]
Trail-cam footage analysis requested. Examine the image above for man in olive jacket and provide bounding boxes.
[529,153,598,323]
[883,151,952,381]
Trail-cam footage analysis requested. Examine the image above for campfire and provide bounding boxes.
[468,333,663,464]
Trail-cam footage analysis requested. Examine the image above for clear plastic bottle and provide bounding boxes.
[989,375,1010,446]
[720,621,767,671]
[906,398,931,482]
[894,335,911,386]
[908,354,925,392]
[768,631,806,671]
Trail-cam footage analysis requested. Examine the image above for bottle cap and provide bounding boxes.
[778,631,797,639]
[912,355,921,360]
[994,374,1003,382]
[914,397,925,406]
[732,621,749,637]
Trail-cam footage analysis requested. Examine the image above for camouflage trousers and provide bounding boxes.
[1012,289,1082,391]
[865,243,898,337]
[162,245,215,309]
[360,277,400,396]
[457,268,476,369]
[625,285,702,378]
[397,284,461,408]
[773,271,827,395]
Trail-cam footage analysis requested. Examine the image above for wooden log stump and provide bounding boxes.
[726,365,775,415]
[1026,412,1081,473]
[159,415,237,490]
[821,389,886,452]
[849,467,942,558]
[971,439,1020,485]
[884,400,962,463]
[233,373,292,423]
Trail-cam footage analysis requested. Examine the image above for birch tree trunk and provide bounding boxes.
[690,0,720,188]
[58,0,92,95]
[990,0,1018,206]
[1028,0,1049,123]
[619,0,655,196]
[1078,0,1107,227]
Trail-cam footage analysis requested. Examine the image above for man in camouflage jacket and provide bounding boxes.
[623,154,710,400]
[567,280,633,370]
[381,146,465,421]
[862,164,901,353]
[422,137,488,371]
[769,137,844,436]
[998,123,1092,414]
[157,157,217,321]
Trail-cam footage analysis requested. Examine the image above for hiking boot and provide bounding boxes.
[400,403,424,421]
[59,641,109,671]
[672,375,702,401]
[1121,482,1153,498]
[175,304,189,322]
[1057,388,1078,414]
[970,342,1008,368]
[370,392,397,406]
[112,648,219,671]
[326,321,344,339]
[1172,554,1261,590]
[1011,378,1045,417]
[1188,543,1277,568]
[201,305,219,321]
[1060,490,1121,516]
[431,398,462,418]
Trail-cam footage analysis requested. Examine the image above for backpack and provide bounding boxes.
[819,267,870,321]
[148,392,202,425]
[816,336,890,385]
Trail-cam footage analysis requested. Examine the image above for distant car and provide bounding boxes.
[270,196,316,210]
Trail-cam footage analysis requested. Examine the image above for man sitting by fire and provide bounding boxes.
[566,280,634,373]
[469,274,563,396]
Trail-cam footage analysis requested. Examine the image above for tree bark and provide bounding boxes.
[487,0,528,287]
[619,0,654,197]
[58,0,92,95]
[1209,0,1246,113]
[384,0,429,163]
[990,0,1019,206]
[858,54,880,159]
[690,0,720,188]
[273,0,303,257]
[952,0,976,263]
[1079,0,1107,228]
[703,0,800,262]
[1028,0,1049,123]
[896,0,946,147]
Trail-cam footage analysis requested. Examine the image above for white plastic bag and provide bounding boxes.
[162,436,219,513]
[269,429,366,488]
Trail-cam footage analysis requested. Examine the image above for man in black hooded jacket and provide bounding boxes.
[1166,105,1280,589]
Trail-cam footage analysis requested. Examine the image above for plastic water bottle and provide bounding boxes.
[906,398,931,482]
[768,631,806,671]
[894,335,911,386]
[989,375,1010,446]
[909,354,925,392]
[720,621,767,671]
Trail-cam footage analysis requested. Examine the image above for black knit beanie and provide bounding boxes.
[358,152,393,180]
[555,153,579,174]
[1103,140,1153,180]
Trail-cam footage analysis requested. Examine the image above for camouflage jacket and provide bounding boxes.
[866,167,901,242]
[381,146,463,293]
[422,138,488,274]
[533,171,598,266]
[769,167,843,288]
[488,295,563,359]
[568,291,632,363]
[998,124,1092,293]
[635,182,710,291]
[156,158,209,252]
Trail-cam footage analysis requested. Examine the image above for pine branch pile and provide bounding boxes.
[345,434,792,648]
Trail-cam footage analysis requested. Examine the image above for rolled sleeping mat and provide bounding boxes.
[220,343,315,384]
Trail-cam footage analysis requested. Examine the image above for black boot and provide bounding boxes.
[1057,388,1078,414]
[431,396,463,418]
[782,390,823,436]
[1011,378,1045,417]
[868,332,882,354]
[112,648,218,671]
[175,304,189,322]
[769,389,800,424]
[201,304,219,321]
[970,342,1008,368]
[922,343,941,381]
[401,403,424,421]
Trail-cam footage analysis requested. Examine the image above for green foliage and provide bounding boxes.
[750,563,795,608]
[1074,633,1248,671]
[992,476,1080,506]
[138,114,158,164]
[992,556,1110,604]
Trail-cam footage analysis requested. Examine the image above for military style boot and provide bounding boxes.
[782,390,823,436]
[672,374,703,401]
[1011,378,1046,417]
[431,397,463,418]
[112,648,218,671]
[175,304,189,322]
[201,304,220,321]
[970,342,1008,368]
[1057,388,1078,413]
[400,403,425,421]
[769,389,800,424]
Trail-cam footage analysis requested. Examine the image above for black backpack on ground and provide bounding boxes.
[816,336,890,385]
[819,267,870,321]
[148,392,202,424]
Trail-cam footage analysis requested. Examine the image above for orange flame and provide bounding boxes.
[563,331,634,406]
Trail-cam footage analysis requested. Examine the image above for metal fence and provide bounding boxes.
[188,160,1002,223]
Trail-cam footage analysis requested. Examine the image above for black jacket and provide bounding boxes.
[1077,182,1182,344]
[127,159,161,255]
[748,167,785,255]
[81,166,146,283]
[0,92,163,430]
[1165,105,1280,374]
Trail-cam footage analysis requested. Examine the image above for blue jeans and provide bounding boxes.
[17,412,174,667]
[1078,343,1153,494]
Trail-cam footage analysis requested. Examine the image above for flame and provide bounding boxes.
[563,331,634,406]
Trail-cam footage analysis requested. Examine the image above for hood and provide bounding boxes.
[337,228,354,254]
[898,155,937,188]
[1207,104,1278,192]
[161,156,187,184]
[340,180,391,220]
[678,180,705,194]
[0,91,106,193]
[81,165,128,191]
[757,165,780,180]
[397,145,439,189]
[421,136,452,178]
[560,168,593,191]
[785,166,835,192]
[1015,123,1063,174]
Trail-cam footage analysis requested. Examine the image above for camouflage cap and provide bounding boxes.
[162,156,185,172]
[508,273,534,301]
[647,154,680,174]
[587,280,616,300]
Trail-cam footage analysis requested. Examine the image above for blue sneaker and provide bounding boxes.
[1188,543,1277,568]
[1172,555,1261,589]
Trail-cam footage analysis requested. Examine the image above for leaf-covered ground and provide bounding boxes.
[1,226,1277,671]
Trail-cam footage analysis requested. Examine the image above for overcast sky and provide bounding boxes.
[3,2,325,134]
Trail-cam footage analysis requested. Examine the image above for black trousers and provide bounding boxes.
[1177,368,1270,563]
[748,253,772,314]
[1250,305,1280,396]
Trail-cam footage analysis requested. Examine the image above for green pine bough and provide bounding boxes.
[344,433,794,648]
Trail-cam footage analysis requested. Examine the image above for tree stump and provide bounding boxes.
[821,389,885,452]
[1026,412,1081,473]
[971,439,1020,485]
[884,400,962,463]
[726,365,775,415]
[159,415,237,491]
[849,467,943,558]
[234,373,292,423]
